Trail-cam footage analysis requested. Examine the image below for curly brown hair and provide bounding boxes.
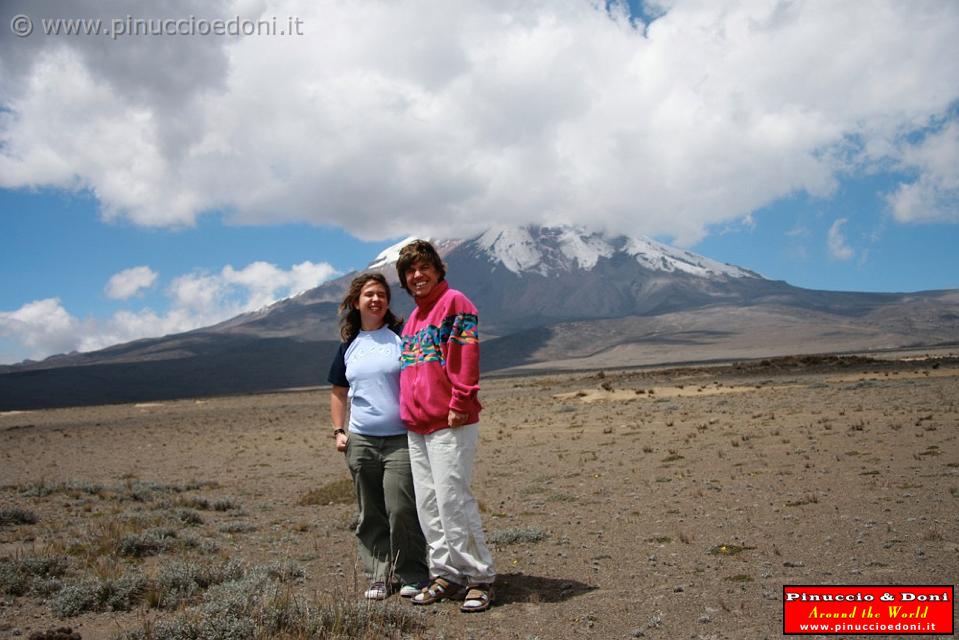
[338,272,403,342]
[395,239,446,295]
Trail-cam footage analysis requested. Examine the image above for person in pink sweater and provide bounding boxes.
[397,239,495,613]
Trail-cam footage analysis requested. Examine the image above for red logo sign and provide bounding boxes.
[783,585,954,635]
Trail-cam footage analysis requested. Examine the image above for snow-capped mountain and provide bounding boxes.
[282,224,768,333]
[472,225,758,279]
[439,225,770,333]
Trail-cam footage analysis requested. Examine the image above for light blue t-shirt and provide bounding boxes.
[343,326,405,437]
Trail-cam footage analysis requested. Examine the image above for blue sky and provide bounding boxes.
[1,1,958,364]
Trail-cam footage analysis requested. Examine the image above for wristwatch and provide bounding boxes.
[332,428,346,438]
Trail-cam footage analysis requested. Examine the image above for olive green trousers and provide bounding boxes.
[345,433,428,585]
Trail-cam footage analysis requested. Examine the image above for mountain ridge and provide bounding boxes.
[2,224,958,410]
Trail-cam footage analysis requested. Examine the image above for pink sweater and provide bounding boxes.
[399,281,482,434]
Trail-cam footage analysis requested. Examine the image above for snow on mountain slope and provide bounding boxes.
[366,236,419,270]
[623,236,759,279]
[366,236,463,271]
[472,225,759,278]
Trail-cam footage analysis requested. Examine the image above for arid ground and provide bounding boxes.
[1,351,957,639]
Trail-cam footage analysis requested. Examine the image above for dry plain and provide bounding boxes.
[1,352,957,639]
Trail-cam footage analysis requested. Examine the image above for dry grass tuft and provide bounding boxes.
[707,544,755,556]
[298,478,355,506]
[785,494,819,507]
[0,507,39,526]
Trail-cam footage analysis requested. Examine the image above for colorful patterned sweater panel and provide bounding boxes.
[400,312,479,368]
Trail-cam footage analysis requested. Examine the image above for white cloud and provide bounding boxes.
[289,261,335,296]
[0,298,81,358]
[105,266,158,300]
[0,260,337,363]
[0,1,957,245]
[887,121,959,223]
[827,218,854,261]
[171,260,339,314]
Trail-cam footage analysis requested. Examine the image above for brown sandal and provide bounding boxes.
[411,577,465,605]
[459,584,494,612]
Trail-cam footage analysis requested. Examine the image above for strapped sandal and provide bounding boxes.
[459,584,494,613]
[399,580,430,598]
[411,577,465,605]
[363,581,389,600]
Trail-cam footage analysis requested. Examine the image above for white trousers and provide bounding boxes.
[407,423,495,585]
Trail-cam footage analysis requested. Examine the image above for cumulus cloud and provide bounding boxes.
[169,260,338,316]
[827,218,854,261]
[105,266,158,299]
[0,298,80,357]
[887,121,959,223]
[0,1,957,244]
[0,260,337,363]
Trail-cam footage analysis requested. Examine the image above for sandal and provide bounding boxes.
[460,584,494,613]
[363,581,389,600]
[399,580,430,598]
[411,577,465,605]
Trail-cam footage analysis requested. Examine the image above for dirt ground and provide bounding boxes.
[1,352,957,639]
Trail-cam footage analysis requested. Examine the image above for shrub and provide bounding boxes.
[211,498,241,512]
[174,509,204,526]
[51,581,99,618]
[17,480,220,503]
[117,528,177,558]
[118,581,421,640]
[178,497,211,510]
[0,555,69,596]
[255,560,305,582]
[48,517,153,564]
[150,559,245,610]
[19,480,104,499]
[0,507,39,526]
[121,480,219,503]
[218,522,256,534]
[51,571,147,618]
[488,526,548,545]
[25,627,81,640]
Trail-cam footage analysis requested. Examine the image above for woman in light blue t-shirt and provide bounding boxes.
[327,272,427,600]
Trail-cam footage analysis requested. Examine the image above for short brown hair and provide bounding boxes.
[396,240,446,295]
[338,272,403,342]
